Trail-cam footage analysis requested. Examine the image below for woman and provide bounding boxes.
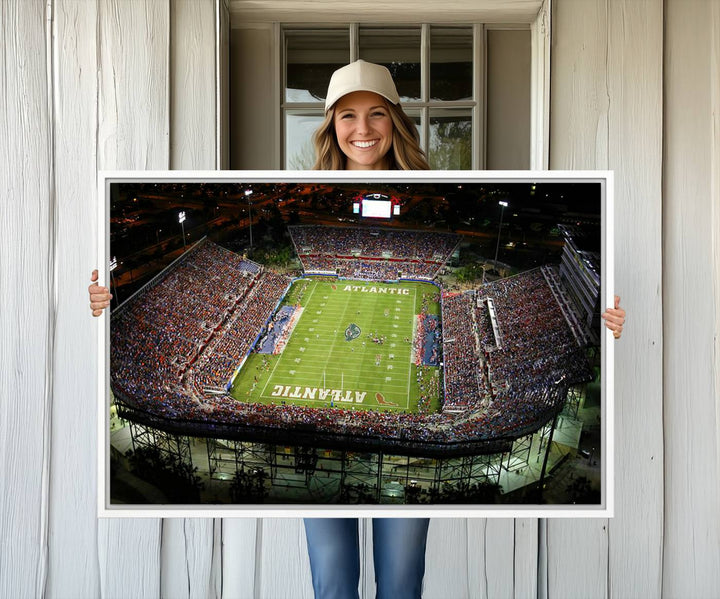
[89,60,626,599]
[312,60,428,172]
[303,60,433,599]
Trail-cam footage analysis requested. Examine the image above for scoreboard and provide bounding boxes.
[353,193,401,219]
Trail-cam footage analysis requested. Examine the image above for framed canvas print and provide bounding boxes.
[97,170,614,518]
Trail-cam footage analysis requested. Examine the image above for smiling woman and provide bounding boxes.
[333,91,394,169]
[311,60,430,171]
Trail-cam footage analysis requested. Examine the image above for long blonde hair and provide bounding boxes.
[312,100,430,171]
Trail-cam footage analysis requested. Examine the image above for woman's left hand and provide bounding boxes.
[601,295,625,339]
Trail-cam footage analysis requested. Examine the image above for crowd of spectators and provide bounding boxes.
[474,269,592,394]
[112,239,593,448]
[289,225,459,260]
[297,256,443,280]
[440,292,489,409]
[111,239,291,401]
[443,268,593,434]
[290,225,457,280]
[190,270,291,390]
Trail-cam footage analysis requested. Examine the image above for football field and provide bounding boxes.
[229,278,440,412]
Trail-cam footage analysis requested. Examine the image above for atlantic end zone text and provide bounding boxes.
[271,385,368,403]
[343,284,410,295]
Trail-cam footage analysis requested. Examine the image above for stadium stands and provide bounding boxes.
[111,235,594,453]
[289,225,459,280]
[112,239,291,401]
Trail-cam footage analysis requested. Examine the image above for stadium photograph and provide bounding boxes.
[104,174,611,510]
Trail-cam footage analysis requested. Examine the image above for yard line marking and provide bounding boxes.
[407,285,417,406]
[303,278,320,308]
[260,348,286,398]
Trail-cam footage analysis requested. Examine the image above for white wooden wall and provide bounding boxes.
[1,1,718,597]
[662,1,720,595]
[549,1,664,596]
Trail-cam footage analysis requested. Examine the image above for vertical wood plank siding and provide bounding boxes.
[713,15,720,597]
[218,0,230,169]
[2,0,719,597]
[663,1,720,596]
[161,519,219,599]
[469,519,520,598]
[96,0,169,595]
[259,519,314,597]
[423,520,472,598]
[47,0,101,596]
[605,2,664,597]
[220,519,258,598]
[513,519,540,598]
[170,0,217,171]
[549,1,664,598]
[0,1,52,598]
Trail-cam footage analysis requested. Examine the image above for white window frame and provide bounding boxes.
[281,23,486,170]
[248,1,551,170]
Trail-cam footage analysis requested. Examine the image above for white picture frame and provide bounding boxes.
[97,170,614,518]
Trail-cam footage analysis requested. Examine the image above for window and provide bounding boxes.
[228,22,532,170]
[283,25,480,170]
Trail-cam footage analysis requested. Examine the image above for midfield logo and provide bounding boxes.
[345,323,361,341]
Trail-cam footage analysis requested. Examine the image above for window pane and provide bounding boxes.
[402,108,423,148]
[359,27,421,102]
[430,27,473,101]
[285,112,324,169]
[286,30,349,103]
[429,109,472,170]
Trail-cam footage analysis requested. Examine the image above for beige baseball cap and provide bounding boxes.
[324,60,400,112]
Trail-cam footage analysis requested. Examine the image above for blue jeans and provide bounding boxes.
[303,518,430,599]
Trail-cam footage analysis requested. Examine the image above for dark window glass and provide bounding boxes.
[286,30,350,103]
[359,27,421,102]
[430,27,473,101]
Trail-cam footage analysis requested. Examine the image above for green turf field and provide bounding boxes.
[229,278,441,413]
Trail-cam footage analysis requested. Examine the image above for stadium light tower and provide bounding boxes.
[245,189,253,248]
[109,256,119,305]
[493,200,509,271]
[178,211,187,252]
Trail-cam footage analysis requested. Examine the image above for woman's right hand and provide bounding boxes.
[89,269,112,317]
